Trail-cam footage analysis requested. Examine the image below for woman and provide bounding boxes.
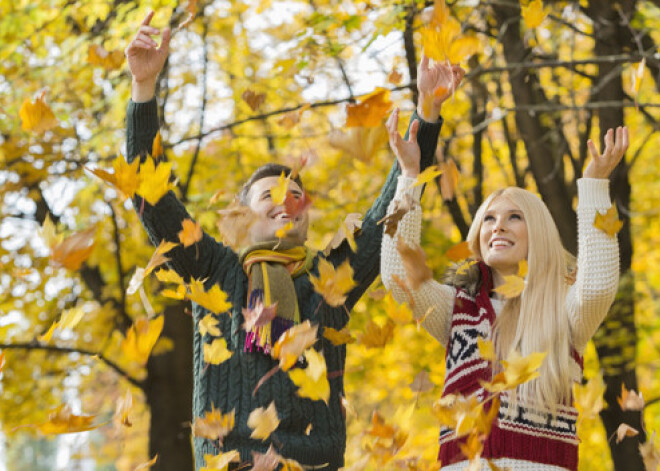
[382,105,628,470]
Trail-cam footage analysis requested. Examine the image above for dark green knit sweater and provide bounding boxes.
[126,98,442,470]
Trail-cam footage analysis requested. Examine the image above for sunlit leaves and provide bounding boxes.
[309,258,357,307]
[188,279,232,314]
[421,1,480,64]
[178,218,203,247]
[594,206,623,237]
[88,155,141,200]
[345,88,392,128]
[137,157,174,206]
[328,126,388,162]
[87,44,124,71]
[121,316,165,365]
[288,349,330,403]
[248,402,280,440]
[216,202,259,250]
[521,0,548,30]
[191,406,235,442]
[493,260,528,298]
[19,91,58,133]
[34,404,99,435]
[204,338,233,365]
[573,373,607,421]
[272,321,318,371]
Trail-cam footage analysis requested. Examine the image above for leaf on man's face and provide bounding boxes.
[270,172,289,205]
[19,91,58,133]
[217,202,259,250]
[345,88,392,128]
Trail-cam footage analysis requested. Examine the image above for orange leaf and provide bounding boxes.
[617,383,645,411]
[51,226,96,271]
[445,241,472,262]
[278,104,310,129]
[345,88,392,128]
[284,190,312,219]
[121,316,165,365]
[242,89,266,112]
[178,218,203,247]
[151,131,164,160]
[322,326,356,346]
[328,126,389,162]
[272,321,318,371]
[0,351,5,376]
[439,160,459,200]
[36,404,98,435]
[396,237,433,290]
[87,44,124,71]
[358,319,395,349]
[594,206,623,237]
[616,423,639,444]
[19,91,58,133]
[388,68,403,85]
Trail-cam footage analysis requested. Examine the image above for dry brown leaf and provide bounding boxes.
[217,202,259,250]
[51,226,96,271]
[618,383,645,411]
[324,213,363,256]
[396,236,433,290]
[377,194,415,238]
[358,319,395,349]
[242,89,266,112]
[242,301,278,332]
[409,370,434,393]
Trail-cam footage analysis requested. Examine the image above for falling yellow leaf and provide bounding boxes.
[412,165,443,188]
[618,384,645,411]
[270,172,290,205]
[594,206,623,237]
[573,372,606,420]
[493,260,527,298]
[40,214,60,248]
[432,394,498,438]
[217,202,259,250]
[383,292,413,324]
[145,240,179,277]
[203,338,233,365]
[151,131,164,160]
[87,44,124,70]
[199,314,221,337]
[396,237,433,290]
[324,213,363,255]
[328,126,389,162]
[88,155,142,200]
[19,91,58,133]
[188,279,232,314]
[280,458,305,471]
[38,306,85,342]
[272,321,318,371]
[121,316,165,365]
[114,389,133,429]
[364,411,409,465]
[192,406,235,442]
[50,226,96,271]
[161,284,187,300]
[242,89,266,112]
[477,338,496,362]
[288,349,330,404]
[616,423,639,444]
[501,350,546,387]
[345,88,392,128]
[459,432,484,463]
[137,157,174,206]
[155,268,185,285]
[201,451,240,471]
[358,319,395,349]
[36,404,99,435]
[248,401,280,440]
[309,258,357,307]
[421,1,480,64]
[457,260,478,275]
[323,326,356,346]
[178,218,203,247]
[521,0,548,29]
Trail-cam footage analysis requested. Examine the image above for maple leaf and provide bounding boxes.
[178,218,203,247]
[137,157,174,206]
[594,206,623,237]
[242,301,278,332]
[38,306,85,342]
[309,258,357,307]
[521,0,548,30]
[323,326,355,346]
[201,451,240,471]
[242,89,266,112]
[87,44,124,71]
[446,241,472,262]
[328,126,389,162]
[284,190,312,219]
[204,338,233,365]
[36,404,98,435]
[113,389,133,429]
[121,316,164,365]
[492,260,528,298]
[364,411,408,465]
[247,401,280,440]
[19,91,58,133]
[251,444,281,471]
[383,292,413,324]
[155,268,185,285]
[199,314,222,337]
[188,279,232,314]
[388,68,403,85]
[618,383,645,411]
[288,349,330,403]
[162,284,187,300]
[191,406,235,442]
[477,337,496,362]
[345,88,392,128]
[377,194,416,238]
[217,202,259,250]
[616,423,639,444]
[573,372,606,421]
[421,1,480,64]
[272,320,318,371]
[439,159,460,200]
[270,172,290,205]
[396,237,433,290]
[501,350,546,387]
[50,226,96,271]
[412,165,443,188]
[432,394,494,438]
[639,432,660,471]
[410,370,434,393]
[324,213,363,255]
[358,319,395,349]
[278,104,310,129]
[145,240,179,277]
[88,155,142,200]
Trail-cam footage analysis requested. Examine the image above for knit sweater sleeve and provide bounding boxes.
[380,175,456,347]
[126,98,237,283]
[328,111,443,312]
[566,178,620,354]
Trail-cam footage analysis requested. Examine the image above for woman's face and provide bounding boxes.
[479,196,528,284]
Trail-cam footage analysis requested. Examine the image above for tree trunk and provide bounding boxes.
[146,302,194,471]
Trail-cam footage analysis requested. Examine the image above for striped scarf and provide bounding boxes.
[239,241,314,353]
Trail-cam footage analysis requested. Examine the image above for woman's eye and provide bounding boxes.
[484,215,495,222]
[510,213,522,220]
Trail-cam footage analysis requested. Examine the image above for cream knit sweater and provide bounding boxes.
[381,177,620,471]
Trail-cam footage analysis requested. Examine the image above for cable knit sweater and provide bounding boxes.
[126,98,443,470]
[381,177,619,470]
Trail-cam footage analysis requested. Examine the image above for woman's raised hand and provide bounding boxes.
[125,11,171,102]
[584,127,629,179]
[387,108,421,178]
[416,54,465,122]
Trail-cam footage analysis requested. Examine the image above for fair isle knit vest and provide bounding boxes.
[438,263,583,470]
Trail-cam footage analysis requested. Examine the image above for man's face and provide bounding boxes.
[245,176,309,245]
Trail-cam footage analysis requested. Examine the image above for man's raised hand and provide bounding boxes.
[125,11,171,102]
[387,108,421,178]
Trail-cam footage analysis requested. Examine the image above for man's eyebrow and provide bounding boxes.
[289,188,302,195]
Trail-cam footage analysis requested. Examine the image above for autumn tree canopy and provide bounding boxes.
[1,0,659,470]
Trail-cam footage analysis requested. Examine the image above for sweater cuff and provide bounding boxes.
[127,98,159,133]
[577,178,611,209]
[395,175,423,201]
[411,109,443,169]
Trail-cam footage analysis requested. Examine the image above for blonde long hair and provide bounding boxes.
[466,187,574,408]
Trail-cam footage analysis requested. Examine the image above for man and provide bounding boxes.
[125,11,462,470]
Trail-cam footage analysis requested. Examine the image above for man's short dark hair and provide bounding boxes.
[238,163,304,205]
